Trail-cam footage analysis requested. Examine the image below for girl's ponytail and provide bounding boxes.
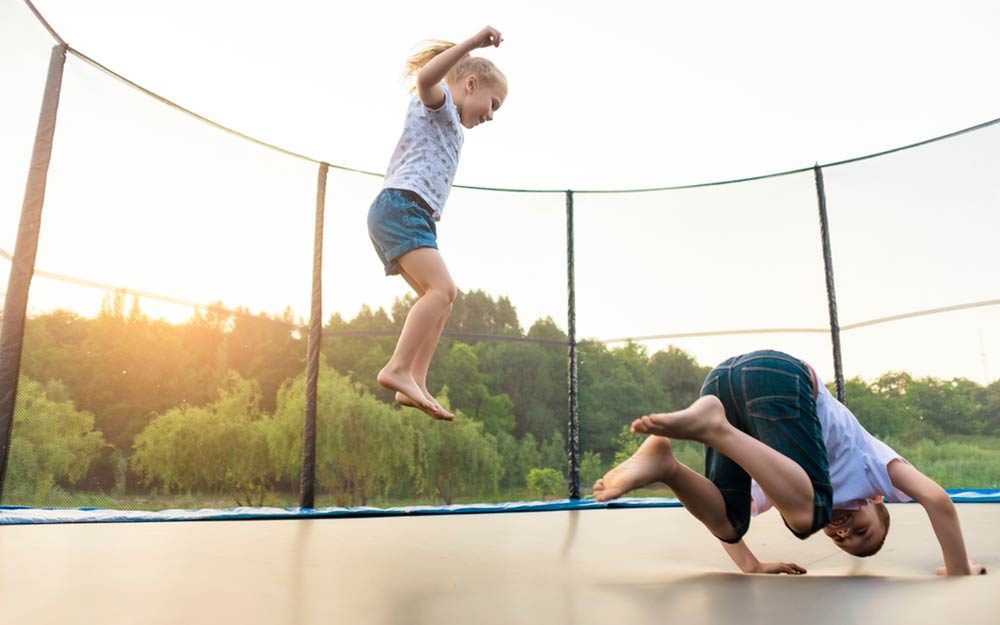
[404,39,507,96]
[404,40,457,77]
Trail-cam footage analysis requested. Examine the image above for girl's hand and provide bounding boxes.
[470,26,502,49]
[750,561,807,575]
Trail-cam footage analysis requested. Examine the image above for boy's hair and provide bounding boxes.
[854,501,891,557]
[405,40,508,95]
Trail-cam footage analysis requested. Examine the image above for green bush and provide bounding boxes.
[132,374,274,505]
[526,467,564,499]
[7,377,106,504]
[579,451,605,489]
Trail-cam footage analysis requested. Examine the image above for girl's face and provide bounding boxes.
[455,75,505,129]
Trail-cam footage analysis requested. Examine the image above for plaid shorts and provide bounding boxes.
[700,350,833,542]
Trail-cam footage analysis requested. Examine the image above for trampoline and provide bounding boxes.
[1,499,999,624]
[2,3,1000,624]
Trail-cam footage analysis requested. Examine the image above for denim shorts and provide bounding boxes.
[699,349,833,542]
[367,188,438,276]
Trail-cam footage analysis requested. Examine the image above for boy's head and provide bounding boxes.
[823,497,891,557]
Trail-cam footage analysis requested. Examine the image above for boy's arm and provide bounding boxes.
[416,26,502,109]
[721,539,806,575]
[888,459,984,575]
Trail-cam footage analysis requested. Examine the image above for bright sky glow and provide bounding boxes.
[1,0,998,383]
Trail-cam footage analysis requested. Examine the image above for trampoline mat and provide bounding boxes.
[1,503,996,624]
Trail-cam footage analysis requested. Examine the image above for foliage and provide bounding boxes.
[7,376,107,503]
[613,424,643,465]
[579,451,605,489]
[9,287,1000,508]
[437,345,515,436]
[526,467,564,499]
[270,362,417,506]
[132,373,273,505]
[415,404,502,504]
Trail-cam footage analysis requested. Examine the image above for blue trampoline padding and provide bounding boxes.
[1,490,998,525]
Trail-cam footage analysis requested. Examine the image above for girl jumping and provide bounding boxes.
[368,26,507,421]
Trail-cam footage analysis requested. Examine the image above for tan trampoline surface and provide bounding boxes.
[1,503,997,625]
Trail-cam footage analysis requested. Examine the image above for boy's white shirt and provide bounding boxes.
[382,82,464,221]
[750,371,913,516]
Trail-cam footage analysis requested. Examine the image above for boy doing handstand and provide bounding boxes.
[594,350,985,575]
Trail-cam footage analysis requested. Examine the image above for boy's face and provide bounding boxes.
[823,502,885,555]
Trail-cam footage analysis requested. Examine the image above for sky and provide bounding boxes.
[1,0,999,383]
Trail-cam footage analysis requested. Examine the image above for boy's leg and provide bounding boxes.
[593,435,740,541]
[664,451,742,542]
[396,269,453,415]
[592,434,675,502]
[377,247,456,420]
[632,395,817,535]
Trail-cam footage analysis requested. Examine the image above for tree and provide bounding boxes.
[905,376,983,435]
[649,347,710,408]
[22,297,229,455]
[6,376,106,504]
[579,451,605,491]
[475,328,566,442]
[539,431,567,475]
[436,344,515,435]
[224,307,305,412]
[270,362,417,506]
[416,407,502,504]
[976,379,1000,435]
[446,290,523,337]
[578,342,659,456]
[526,468,563,500]
[612,424,642,465]
[843,377,933,443]
[514,433,542,487]
[132,374,274,505]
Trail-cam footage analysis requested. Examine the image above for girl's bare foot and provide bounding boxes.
[377,366,453,421]
[593,436,679,502]
[394,391,455,420]
[629,395,727,442]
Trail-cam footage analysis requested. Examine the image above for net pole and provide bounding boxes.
[0,44,68,500]
[565,190,580,499]
[814,164,846,403]
[298,163,328,508]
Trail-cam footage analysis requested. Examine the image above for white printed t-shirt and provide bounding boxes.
[751,371,912,516]
[382,82,464,221]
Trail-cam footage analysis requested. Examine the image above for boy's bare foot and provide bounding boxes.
[629,395,727,442]
[593,436,678,502]
[378,367,453,421]
[394,391,455,420]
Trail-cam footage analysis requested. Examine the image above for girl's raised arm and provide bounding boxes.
[416,26,502,109]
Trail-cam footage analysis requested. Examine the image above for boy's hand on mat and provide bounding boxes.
[751,561,807,575]
[936,561,987,575]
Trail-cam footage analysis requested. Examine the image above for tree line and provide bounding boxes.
[5,289,1000,506]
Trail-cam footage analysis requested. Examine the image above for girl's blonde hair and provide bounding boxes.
[405,40,507,95]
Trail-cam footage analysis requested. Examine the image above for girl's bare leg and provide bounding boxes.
[394,268,453,417]
[631,396,817,534]
[377,247,455,420]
